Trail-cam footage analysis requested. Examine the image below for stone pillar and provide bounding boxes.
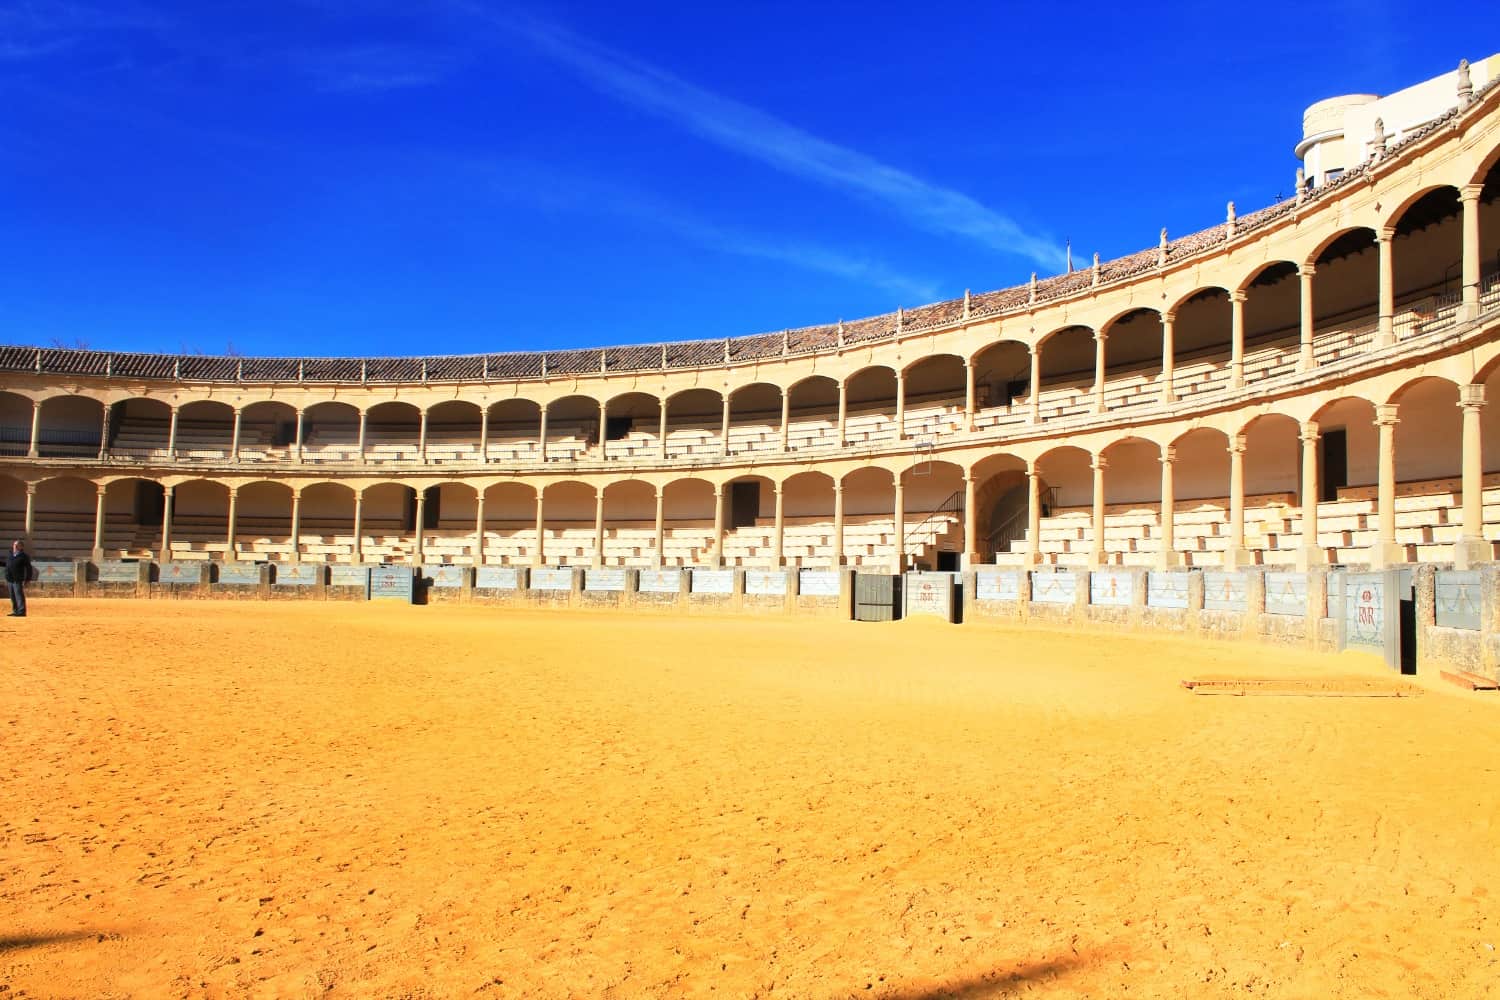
[963,472,978,568]
[538,406,549,463]
[836,381,848,447]
[23,483,36,538]
[479,406,490,463]
[1299,264,1316,371]
[1090,455,1107,568]
[1377,228,1395,346]
[1026,466,1042,567]
[290,489,302,563]
[1029,344,1042,423]
[1230,290,1246,388]
[658,403,669,460]
[413,489,426,563]
[894,370,906,440]
[719,395,731,455]
[1457,384,1488,568]
[1093,332,1107,413]
[92,484,107,560]
[832,482,845,567]
[357,409,368,460]
[1373,404,1403,568]
[964,361,977,431]
[160,485,174,560]
[1462,183,1482,321]
[592,488,605,567]
[532,491,545,565]
[27,400,41,458]
[352,491,364,563]
[1297,422,1322,570]
[418,409,429,462]
[225,487,239,561]
[1226,435,1248,569]
[711,484,725,567]
[293,408,305,464]
[772,483,785,566]
[1159,447,1179,568]
[653,486,665,568]
[779,388,791,451]
[473,493,485,566]
[98,403,111,461]
[230,407,242,462]
[892,477,906,572]
[597,400,608,460]
[1160,311,1176,403]
[166,405,180,459]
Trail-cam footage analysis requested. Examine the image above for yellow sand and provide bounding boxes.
[2,600,1498,998]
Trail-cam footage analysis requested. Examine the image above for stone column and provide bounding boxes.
[1230,290,1246,388]
[473,492,485,566]
[964,361,977,431]
[293,408,305,464]
[719,395,731,455]
[1377,228,1395,346]
[413,489,426,563]
[963,472,978,568]
[27,400,41,458]
[290,489,302,563]
[658,403,669,460]
[1457,384,1488,568]
[892,477,906,572]
[1159,447,1179,568]
[479,406,490,463]
[357,409,368,460]
[772,483,785,566]
[1373,404,1403,568]
[894,370,906,440]
[352,491,364,563]
[23,483,36,538]
[418,409,429,463]
[836,381,848,447]
[98,404,111,461]
[1226,435,1247,569]
[1093,331,1107,414]
[1462,183,1482,321]
[230,407,242,462]
[160,485,174,560]
[779,388,791,451]
[653,486,665,567]
[537,406,549,462]
[711,484,725,567]
[92,484,107,560]
[1297,422,1322,570]
[166,405,180,459]
[532,491,545,565]
[1160,311,1176,404]
[1029,344,1042,423]
[597,400,608,460]
[1090,455,1107,568]
[832,482,845,567]
[225,487,239,561]
[1026,466,1042,566]
[1299,264,1316,371]
[592,488,605,567]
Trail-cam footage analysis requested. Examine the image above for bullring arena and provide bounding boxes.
[4,57,1500,998]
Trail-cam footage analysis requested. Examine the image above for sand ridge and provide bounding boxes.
[2,600,1498,998]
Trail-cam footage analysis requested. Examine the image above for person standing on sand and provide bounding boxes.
[6,540,32,618]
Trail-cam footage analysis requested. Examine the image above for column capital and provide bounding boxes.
[1228,434,1247,455]
[32,398,42,411]
[162,484,174,496]
[1229,288,1247,303]
[1159,446,1177,465]
[772,483,783,496]
[1028,342,1041,357]
[290,488,301,500]
[96,484,109,497]
[1376,226,1395,244]
[1461,182,1483,203]
[712,484,724,498]
[1459,383,1487,408]
[1299,263,1316,278]
[1300,421,1320,442]
[1374,403,1400,427]
[1092,330,1108,343]
[1162,310,1176,325]
[832,481,843,495]
[227,487,239,500]
[1090,455,1108,472]
[25,482,37,496]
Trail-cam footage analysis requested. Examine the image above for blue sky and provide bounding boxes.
[2,1,1496,358]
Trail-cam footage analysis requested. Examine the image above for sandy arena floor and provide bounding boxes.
[2,599,1498,999]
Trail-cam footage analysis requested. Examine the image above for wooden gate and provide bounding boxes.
[854,572,901,622]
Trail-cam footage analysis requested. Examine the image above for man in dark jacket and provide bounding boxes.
[6,540,32,617]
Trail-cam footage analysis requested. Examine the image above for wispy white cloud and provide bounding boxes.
[483,160,939,303]
[288,43,456,94]
[0,1,167,63]
[462,6,1065,273]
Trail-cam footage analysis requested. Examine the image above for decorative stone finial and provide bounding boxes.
[1371,117,1387,158]
[1295,167,1306,205]
[1028,272,1037,304]
[1226,200,1236,237]
[896,306,904,333]
[837,318,845,347]
[963,289,971,319]
[1092,252,1100,287]
[1458,58,1474,106]
[1157,228,1168,267]
[782,328,790,356]
[1065,240,1073,274]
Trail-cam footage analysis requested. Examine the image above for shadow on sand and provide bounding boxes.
[841,952,1097,999]
[0,931,116,955]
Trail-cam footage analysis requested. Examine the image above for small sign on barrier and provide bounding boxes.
[475,566,522,590]
[217,562,262,586]
[1435,570,1481,630]
[974,570,1021,602]
[691,569,734,594]
[585,568,627,592]
[529,567,573,592]
[1089,569,1132,607]
[97,560,141,583]
[33,560,74,584]
[367,565,414,602]
[1147,571,1190,610]
[638,568,682,593]
[904,571,954,621]
[423,565,466,589]
[159,561,200,584]
[1202,571,1248,612]
[275,563,322,586]
[329,565,369,588]
[1264,572,1307,617]
[798,569,840,597]
[744,570,787,596]
[1030,570,1077,605]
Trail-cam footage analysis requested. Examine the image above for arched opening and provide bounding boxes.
[176,400,236,460]
[544,396,599,463]
[970,340,1032,428]
[1481,156,1500,298]
[969,453,1028,564]
[239,401,298,462]
[234,481,293,560]
[602,392,662,462]
[1390,187,1464,339]
[361,482,419,563]
[1101,309,1163,412]
[838,467,895,570]
[663,389,722,460]
[32,476,100,558]
[1032,446,1091,567]
[899,459,965,571]
[1035,326,1095,419]
[540,480,597,566]
[480,482,539,565]
[1171,288,1232,399]
[301,401,362,463]
[0,392,32,457]
[426,401,482,465]
[726,383,782,457]
[421,482,478,564]
[1171,428,1231,566]
[902,355,965,440]
[1236,414,1301,566]
[661,478,716,567]
[487,399,542,463]
[1311,396,1378,564]
[363,401,421,464]
[780,470,835,568]
[785,376,838,453]
[1390,377,1463,563]
[718,474,776,568]
[0,475,24,541]
[1099,437,1162,567]
[171,479,231,559]
[111,398,172,457]
[1240,261,1301,376]
[601,479,657,566]
[844,367,898,447]
[1312,228,1378,350]
[36,395,103,459]
[297,482,356,562]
